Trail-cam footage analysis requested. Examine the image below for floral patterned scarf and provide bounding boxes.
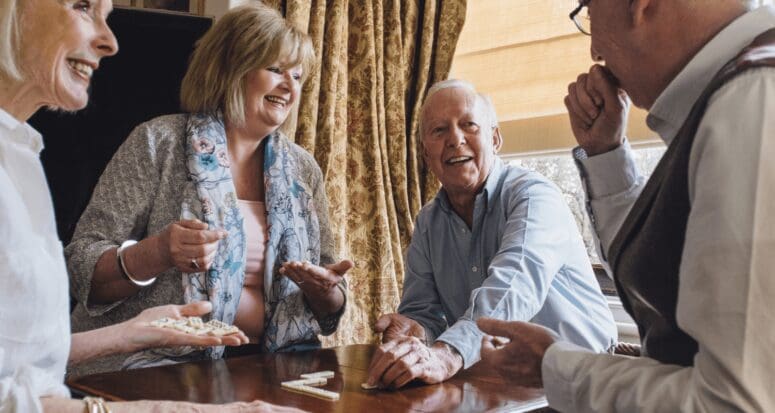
[123,113,323,369]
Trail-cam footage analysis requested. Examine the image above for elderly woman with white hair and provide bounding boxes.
[0,0,301,412]
[66,2,351,376]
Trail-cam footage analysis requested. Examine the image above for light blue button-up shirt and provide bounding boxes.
[399,158,617,368]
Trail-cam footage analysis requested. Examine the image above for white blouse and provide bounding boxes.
[0,108,71,413]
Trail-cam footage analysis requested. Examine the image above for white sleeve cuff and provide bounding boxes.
[436,319,482,369]
[575,141,641,199]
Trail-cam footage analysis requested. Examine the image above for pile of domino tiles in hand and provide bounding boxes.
[150,316,244,336]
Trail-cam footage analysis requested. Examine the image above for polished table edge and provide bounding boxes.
[67,344,553,412]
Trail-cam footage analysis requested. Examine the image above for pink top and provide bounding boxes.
[233,199,268,342]
[239,200,268,280]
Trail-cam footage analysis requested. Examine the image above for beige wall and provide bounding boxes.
[449,0,657,155]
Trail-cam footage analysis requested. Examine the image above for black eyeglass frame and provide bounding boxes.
[570,0,592,36]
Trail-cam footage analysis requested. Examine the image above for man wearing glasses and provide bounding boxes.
[478,0,775,411]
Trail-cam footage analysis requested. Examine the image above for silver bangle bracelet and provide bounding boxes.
[117,240,156,287]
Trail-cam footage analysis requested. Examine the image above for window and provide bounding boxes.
[505,145,665,263]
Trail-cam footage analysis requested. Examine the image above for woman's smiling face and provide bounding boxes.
[19,0,118,111]
[240,60,302,138]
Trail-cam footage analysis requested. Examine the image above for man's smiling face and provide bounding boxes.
[421,87,502,198]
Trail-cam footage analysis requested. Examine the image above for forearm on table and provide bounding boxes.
[542,322,695,412]
[547,345,768,412]
[111,401,208,413]
[68,322,131,366]
[111,400,216,413]
[88,234,170,304]
[42,397,209,413]
[41,396,90,413]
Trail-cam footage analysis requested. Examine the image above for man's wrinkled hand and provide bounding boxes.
[477,318,556,388]
[366,337,461,389]
[564,64,631,156]
[374,313,426,343]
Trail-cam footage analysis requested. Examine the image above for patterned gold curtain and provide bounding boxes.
[263,0,467,345]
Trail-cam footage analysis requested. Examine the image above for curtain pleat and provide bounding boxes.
[270,0,466,345]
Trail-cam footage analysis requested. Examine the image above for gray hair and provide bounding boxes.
[418,79,499,139]
[0,0,21,81]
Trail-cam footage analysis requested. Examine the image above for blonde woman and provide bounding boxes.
[67,2,351,376]
[0,0,300,411]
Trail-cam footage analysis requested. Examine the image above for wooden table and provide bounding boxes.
[68,344,550,412]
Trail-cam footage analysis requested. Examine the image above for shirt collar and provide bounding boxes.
[436,157,505,214]
[481,157,505,212]
[0,107,45,154]
[647,6,775,144]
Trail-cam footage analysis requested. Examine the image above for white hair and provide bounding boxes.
[418,79,499,139]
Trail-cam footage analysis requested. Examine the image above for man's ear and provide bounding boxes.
[492,127,503,154]
[629,0,654,28]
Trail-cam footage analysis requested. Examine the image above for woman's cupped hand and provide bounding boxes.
[279,259,354,296]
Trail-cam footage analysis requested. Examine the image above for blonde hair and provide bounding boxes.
[180,2,315,128]
[0,0,22,81]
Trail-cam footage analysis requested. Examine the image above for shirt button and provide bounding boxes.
[472,266,478,272]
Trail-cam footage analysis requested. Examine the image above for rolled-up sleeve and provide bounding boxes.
[65,123,161,316]
[437,181,573,368]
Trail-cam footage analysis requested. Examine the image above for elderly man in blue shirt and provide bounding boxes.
[366,79,617,389]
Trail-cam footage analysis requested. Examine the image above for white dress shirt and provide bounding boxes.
[0,108,71,413]
[542,6,775,412]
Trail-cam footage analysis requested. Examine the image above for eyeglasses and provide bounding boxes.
[570,0,591,36]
